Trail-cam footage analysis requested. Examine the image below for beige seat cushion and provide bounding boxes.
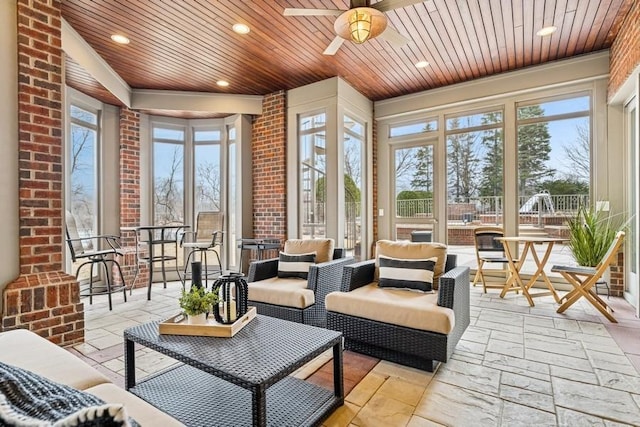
[376,240,447,279]
[326,284,455,335]
[0,329,110,390]
[248,277,315,309]
[284,239,335,264]
[85,383,184,427]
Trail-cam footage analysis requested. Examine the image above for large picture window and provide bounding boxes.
[299,112,327,239]
[193,129,222,214]
[446,109,504,225]
[153,126,185,225]
[516,94,590,228]
[68,105,99,281]
[344,115,365,260]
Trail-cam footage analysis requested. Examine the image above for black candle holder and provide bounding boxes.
[211,273,248,324]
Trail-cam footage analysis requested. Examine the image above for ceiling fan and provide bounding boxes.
[284,0,427,55]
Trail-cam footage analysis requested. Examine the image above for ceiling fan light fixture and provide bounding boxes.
[349,10,372,43]
[335,7,387,44]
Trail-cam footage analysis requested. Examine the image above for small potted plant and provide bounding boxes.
[179,286,218,325]
[567,203,624,268]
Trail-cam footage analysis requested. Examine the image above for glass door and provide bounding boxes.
[625,98,638,314]
[392,140,437,241]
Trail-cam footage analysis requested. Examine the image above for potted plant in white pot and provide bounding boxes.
[566,204,624,281]
[179,286,218,325]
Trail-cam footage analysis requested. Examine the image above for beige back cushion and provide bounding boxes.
[375,240,447,279]
[284,239,335,264]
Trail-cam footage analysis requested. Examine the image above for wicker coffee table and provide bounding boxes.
[124,315,343,427]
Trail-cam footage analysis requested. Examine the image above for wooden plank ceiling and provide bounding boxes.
[62,0,633,110]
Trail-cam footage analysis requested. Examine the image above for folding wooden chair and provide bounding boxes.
[472,226,514,293]
[551,231,625,323]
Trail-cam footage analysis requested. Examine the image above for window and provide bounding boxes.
[68,105,99,281]
[390,118,437,137]
[227,127,237,268]
[446,109,504,225]
[299,112,327,239]
[153,126,185,224]
[150,119,246,272]
[193,129,222,214]
[344,115,365,260]
[516,94,590,227]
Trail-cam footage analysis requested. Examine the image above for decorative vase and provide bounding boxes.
[212,273,248,324]
[187,313,207,325]
[191,261,203,289]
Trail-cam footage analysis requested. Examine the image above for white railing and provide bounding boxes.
[396,194,589,221]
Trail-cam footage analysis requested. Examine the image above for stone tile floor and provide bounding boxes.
[71,281,640,427]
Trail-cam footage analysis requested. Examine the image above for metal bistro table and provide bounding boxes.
[124,315,343,427]
[496,236,568,306]
[237,238,281,273]
[123,224,189,300]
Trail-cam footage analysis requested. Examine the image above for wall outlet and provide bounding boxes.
[596,201,610,211]
[378,209,384,217]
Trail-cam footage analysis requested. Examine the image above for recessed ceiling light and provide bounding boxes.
[110,34,130,44]
[536,26,557,37]
[232,23,251,35]
[217,80,230,87]
[415,61,430,68]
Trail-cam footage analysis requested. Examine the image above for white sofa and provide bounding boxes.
[0,329,183,426]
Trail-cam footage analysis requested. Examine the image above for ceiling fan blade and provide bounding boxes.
[323,36,346,55]
[379,26,410,48]
[370,0,427,13]
[283,8,344,17]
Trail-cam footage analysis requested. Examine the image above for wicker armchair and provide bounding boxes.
[326,252,469,372]
[247,240,354,327]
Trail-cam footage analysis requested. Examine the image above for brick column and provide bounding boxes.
[607,1,639,294]
[252,91,287,259]
[608,0,640,99]
[1,0,84,345]
[116,107,148,288]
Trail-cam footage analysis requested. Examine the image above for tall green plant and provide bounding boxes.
[567,205,620,267]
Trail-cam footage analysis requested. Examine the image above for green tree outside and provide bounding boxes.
[517,105,554,195]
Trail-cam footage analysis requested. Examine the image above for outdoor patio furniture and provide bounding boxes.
[124,315,344,427]
[326,240,470,372]
[0,329,183,426]
[551,231,625,322]
[498,235,567,306]
[247,238,354,327]
[65,210,127,311]
[130,224,188,301]
[180,211,224,287]
[472,226,513,293]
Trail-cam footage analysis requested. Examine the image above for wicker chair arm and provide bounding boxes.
[307,256,355,292]
[333,248,346,259]
[437,266,470,309]
[444,254,457,272]
[247,258,279,282]
[340,259,376,292]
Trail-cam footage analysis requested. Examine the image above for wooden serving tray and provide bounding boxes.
[159,307,257,338]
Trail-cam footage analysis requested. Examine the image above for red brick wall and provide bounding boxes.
[608,1,638,294]
[610,252,624,297]
[1,0,84,346]
[609,0,640,98]
[252,91,287,253]
[115,108,147,288]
